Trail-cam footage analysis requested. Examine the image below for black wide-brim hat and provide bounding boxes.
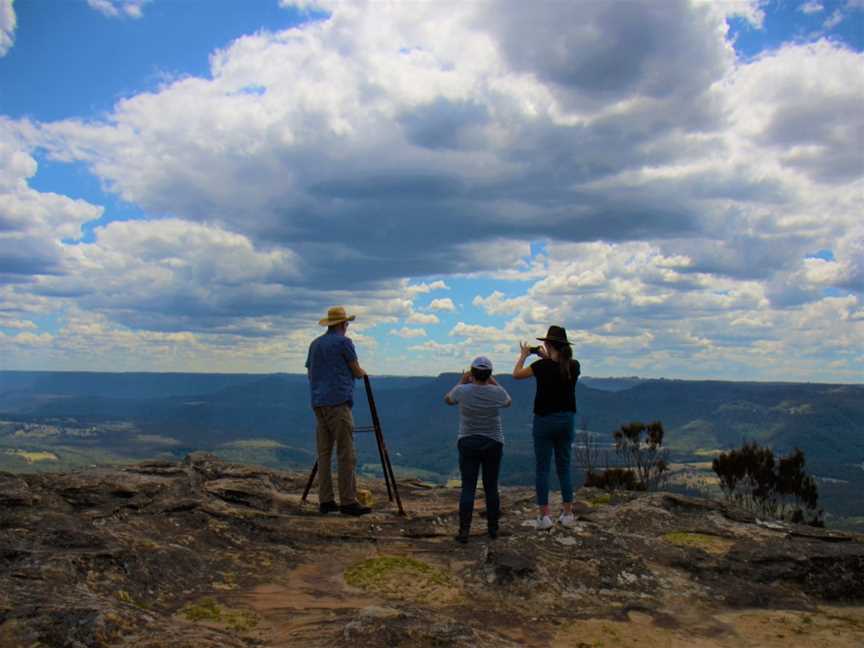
[537,325,571,346]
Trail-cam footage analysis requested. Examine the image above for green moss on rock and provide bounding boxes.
[344,555,459,603]
[180,597,258,632]
[663,532,734,555]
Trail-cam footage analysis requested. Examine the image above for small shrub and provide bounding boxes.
[613,421,669,491]
[712,442,823,526]
[585,468,641,492]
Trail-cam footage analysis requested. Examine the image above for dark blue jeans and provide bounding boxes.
[457,435,503,531]
[533,412,575,507]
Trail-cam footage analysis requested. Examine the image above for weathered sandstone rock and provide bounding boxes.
[1,455,862,647]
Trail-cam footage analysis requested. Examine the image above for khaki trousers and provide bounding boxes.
[313,403,358,506]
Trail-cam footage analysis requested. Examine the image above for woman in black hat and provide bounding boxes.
[513,326,581,530]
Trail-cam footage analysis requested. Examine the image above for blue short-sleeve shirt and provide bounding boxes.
[305,330,358,408]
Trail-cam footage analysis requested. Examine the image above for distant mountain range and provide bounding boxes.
[2,370,862,530]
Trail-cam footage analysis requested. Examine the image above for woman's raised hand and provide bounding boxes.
[519,341,532,357]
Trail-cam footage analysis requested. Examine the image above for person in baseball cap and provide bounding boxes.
[444,355,512,543]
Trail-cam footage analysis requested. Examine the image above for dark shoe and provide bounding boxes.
[488,526,498,539]
[340,502,372,516]
[319,501,339,514]
[455,526,470,544]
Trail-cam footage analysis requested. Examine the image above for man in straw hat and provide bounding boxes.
[306,306,371,516]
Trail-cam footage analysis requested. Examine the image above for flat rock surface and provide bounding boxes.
[2,453,863,647]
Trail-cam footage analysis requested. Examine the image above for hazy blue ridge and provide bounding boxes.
[1,371,862,531]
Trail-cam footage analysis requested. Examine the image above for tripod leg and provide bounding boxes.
[374,426,394,501]
[301,460,318,503]
[380,438,405,515]
[364,376,394,501]
[364,375,405,516]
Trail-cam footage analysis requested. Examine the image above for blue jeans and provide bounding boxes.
[457,435,503,531]
[533,412,575,507]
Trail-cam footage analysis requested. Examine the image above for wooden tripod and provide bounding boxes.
[301,375,405,515]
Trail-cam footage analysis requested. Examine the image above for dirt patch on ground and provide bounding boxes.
[552,614,728,648]
[227,553,371,645]
[715,606,864,647]
[223,546,464,645]
[550,606,864,648]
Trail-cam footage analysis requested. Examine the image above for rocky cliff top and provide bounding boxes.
[2,453,863,647]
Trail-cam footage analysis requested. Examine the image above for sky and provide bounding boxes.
[0,0,862,382]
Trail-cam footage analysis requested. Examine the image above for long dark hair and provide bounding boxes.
[548,340,574,380]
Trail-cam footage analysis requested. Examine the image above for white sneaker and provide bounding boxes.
[558,512,577,528]
[536,515,553,530]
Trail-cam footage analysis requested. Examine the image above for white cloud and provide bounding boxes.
[390,326,427,339]
[3,331,54,347]
[429,298,456,312]
[0,120,103,281]
[407,311,439,324]
[87,0,151,19]
[473,291,525,316]
[691,0,766,28]
[0,0,15,57]
[404,280,449,296]
[29,218,302,333]
[449,322,506,342]
[725,40,864,184]
[407,340,465,356]
[0,318,37,330]
[5,2,861,379]
[823,9,845,28]
[466,238,863,382]
[800,2,824,14]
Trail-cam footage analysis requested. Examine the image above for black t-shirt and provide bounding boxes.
[531,358,580,416]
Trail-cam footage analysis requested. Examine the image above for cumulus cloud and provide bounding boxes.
[450,322,506,342]
[404,280,449,296]
[0,331,54,347]
[464,238,863,382]
[472,291,526,316]
[726,40,864,184]
[407,311,439,325]
[429,298,456,312]
[0,120,103,282]
[691,0,766,27]
[0,0,15,57]
[87,0,151,19]
[39,0,741,282]
[390,326,426,339]
[0,317,37,330]
[800,2,824,14]
[5,1,862,378]
[33,218,304,332]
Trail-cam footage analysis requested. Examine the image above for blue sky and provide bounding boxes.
[0,0,862,382]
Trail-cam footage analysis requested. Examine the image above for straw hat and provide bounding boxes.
[318,306,356,327]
